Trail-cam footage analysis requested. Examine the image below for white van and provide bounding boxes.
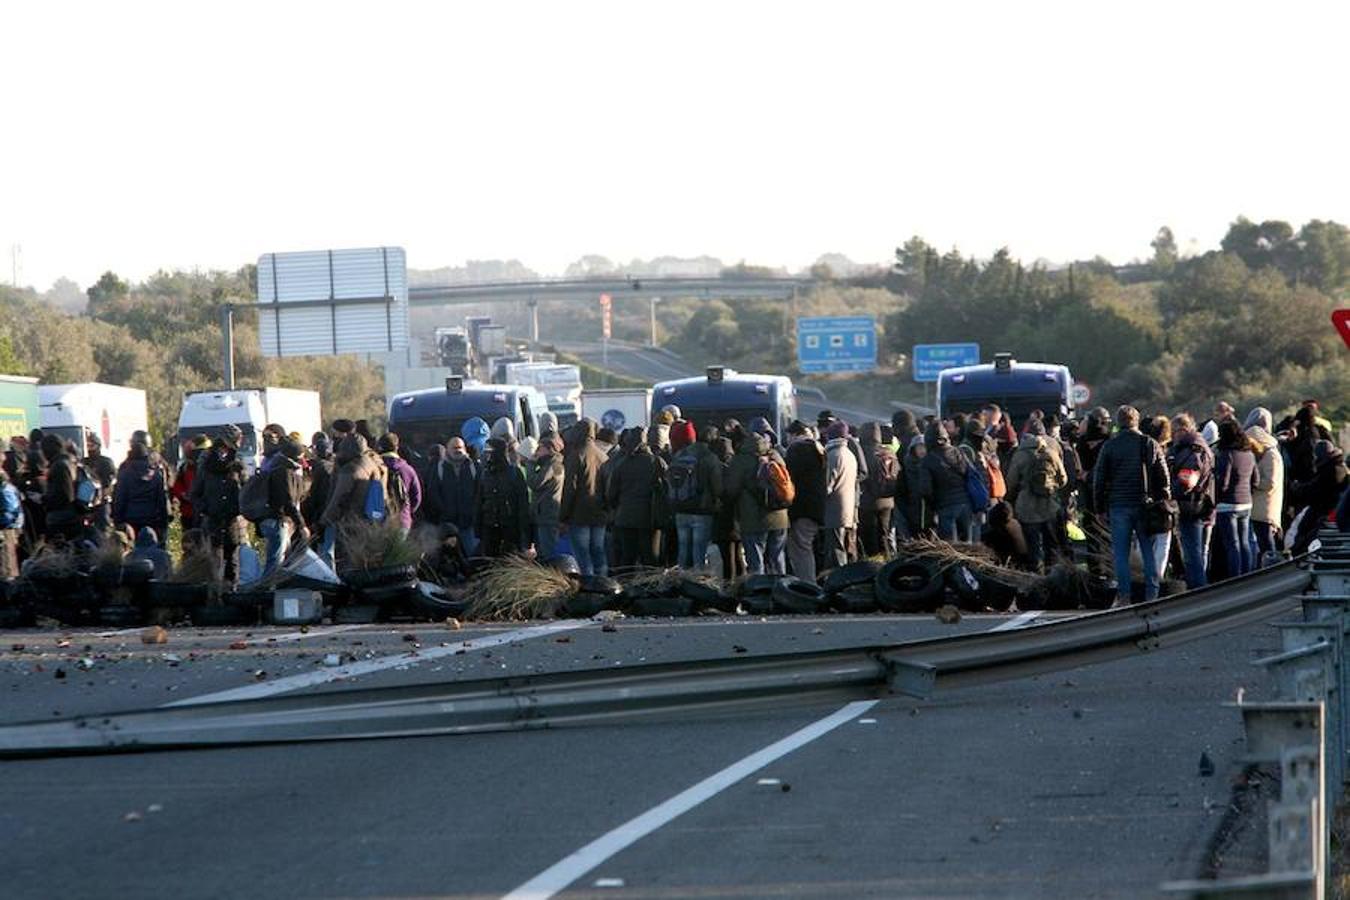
[177,387,322,473]
[39,382,149,463]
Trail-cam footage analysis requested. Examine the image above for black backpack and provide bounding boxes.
[665,448,701,512]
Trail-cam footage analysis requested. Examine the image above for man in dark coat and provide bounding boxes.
[113,440,170,546]
[474,437,530,557]
[82,434,117,533]
[431,436,480,555]
[605,427,666,568]
[261,438,307,578]
[188,426,248,587]
[1092,405,1170,606]
[783,420,825,581]
[40,435,82,542]
[560,418,610,576]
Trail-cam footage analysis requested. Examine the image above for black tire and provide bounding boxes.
[875,558,945,613]
[356,581,418,606]
[740,593,775,616]
[148,582,211,607]
[98,604,142,627]
[821,561,883,593]
[579,575,623,596]
[333,603,383,624]
[771,577,828,615]
[0,604,30,628]
[678,578,725,609]
[190,603,255,627]
[830,584,879,614]
[406,583,470,620]
[946,565,986,611]
[223,589,273,610]
[627,593,695,617]
[339,564,419,589]
[563,591,621,618]
[980,575,1020,612]
[738,574,780,598]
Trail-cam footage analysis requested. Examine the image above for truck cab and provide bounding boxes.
[936,353,1073,426]
[387,379,548,456]
[650,368,797,441]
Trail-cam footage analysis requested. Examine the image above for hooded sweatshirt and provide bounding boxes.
[860,422,899,512]
[129,525,172,580]
[460,417,491,459]
[1243,407,1285,526]
[113,442,169,527]
[1004,433,1066,525]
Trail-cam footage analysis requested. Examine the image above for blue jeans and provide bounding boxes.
[320,523,337,567]
[675,514,713,570]
[1150,531,1171,586]
[260,518,291,579]
[1177,519,1208,590]
[569,524,607,576]
[1216,510,1253,577]
[936,504,975,544]
[744,529,787,575]
[1109,505,1158,602]
[535,524,559,560]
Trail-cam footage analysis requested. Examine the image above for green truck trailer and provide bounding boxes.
[0,375,40,439]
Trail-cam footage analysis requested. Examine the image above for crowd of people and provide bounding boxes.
[0,397,1345,608]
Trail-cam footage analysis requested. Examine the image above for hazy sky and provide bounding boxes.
[2,1,1347,291]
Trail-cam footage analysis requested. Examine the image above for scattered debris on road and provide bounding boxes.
[140,627,168,645]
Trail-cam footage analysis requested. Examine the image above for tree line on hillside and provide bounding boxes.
[0,267,385,438]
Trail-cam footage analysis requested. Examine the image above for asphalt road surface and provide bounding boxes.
[556,340,926,426]
[0,607,1279,899]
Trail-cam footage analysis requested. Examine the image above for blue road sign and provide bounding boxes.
[912,342,980,382]
[796,316,877,373]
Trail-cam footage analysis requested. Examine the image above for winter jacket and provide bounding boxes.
[1245,419,1285,526]
[1074,423,1111,514]
[42,449,78,526]
[901,442,927,530]
[824,436,859,529]
[724,432,790,534]
[1168,430,1216,524]
[1214,445,1258,510]
[784,436,826,524]
[129,526,171,580]
[172,456,200,526]
[188,446,248,541]
[474,450,530,549]
[526,452,564,526]
[560,419,610,527]
[667,441,723,516]
[113,445,170,528]
[301,456,336,530]
[320,435,385,528]
[432,456,479,531]
[266,454,306,529]
[380,452,423,530]
[1092,429,1170,511]
[1005,435,1067,525]
[1290,444,1348,520]
[860,423,899,513]
[605,429,666,530]
[920,430,971,513]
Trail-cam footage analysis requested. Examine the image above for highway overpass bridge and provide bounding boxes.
[408,275,812,308]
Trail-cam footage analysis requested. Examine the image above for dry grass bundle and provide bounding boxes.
[619,566,722,594]
[338,520,423,570]
[464,555,577,621]
[93,532,132,568]
[171,543,221,584]
[898,535,1038,589]
[22,542,80,579]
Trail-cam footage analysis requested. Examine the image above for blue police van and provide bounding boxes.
[936,353,1074,425]
[651,367,798,440]
[387,378,548,455]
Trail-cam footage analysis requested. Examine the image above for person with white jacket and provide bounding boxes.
[1244,407,1285,565]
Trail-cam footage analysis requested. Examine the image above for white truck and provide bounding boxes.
[581,388,653,433]
[505,362,583,428]
[38,382,149,463]
[177,387,322,473]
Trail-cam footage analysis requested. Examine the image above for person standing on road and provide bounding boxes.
[260,437,307,578]
[709,430,744,580]
[859,422,899,558]
[920,423,975,543]
[1140,415,1175,586]
[112,438,170,549]
[1212,419,1258,578]
[301,432,336,556]
[319,433,387,566]
[189,426,248,587]
[39,435,83,543]
[1243,408,1285,565]
[0,468,23,578]
[560,418,610,577]
[474,437,531,558]
[82,434,116,534]
[822,421,858,568]
[1075,406,1114,578]
[725,426,790,575]
[377,434,422,536]
[606,427,665,568]
[1168,414,1216,589]
[784,420,825,581]
[460,417,490,462]
[666,421,720,572]
[1288,441,1348,554]
[1092,406,1170,606]
[171,435,209,532]
[526,432,565,560]
[1004,421,1067,572]
[432,437,480,555]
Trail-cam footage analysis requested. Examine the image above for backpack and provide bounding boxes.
[73,464,100,513]
[1028,447,1058,498]
[0,482,23,530]
[961,452,990,511]
[382,455,409,519]
[983,452,1006,500]
[362,475,388,523]
[239,469,272,523]
[756,457,795,511]
[665,448,701,512]
[868,449,900,499]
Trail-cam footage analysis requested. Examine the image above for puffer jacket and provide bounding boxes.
[724,432,790,534]
[919,428,970,512]
[784,436,825,524]
[113,445,170,528]
[1244,408,1285,526]
[188,446,247,541]
[1214,445,1258,509]
[560,419,610,527]
[1092,428,1170,510]
[860,422,898,513]
[321,435,386,528]
[1168,429,1216,525]
[1005,434,1067,525]
[824,436,858,529]
[605,428,665,530]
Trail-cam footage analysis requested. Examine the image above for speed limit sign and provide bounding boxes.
[1071,382,1092,407]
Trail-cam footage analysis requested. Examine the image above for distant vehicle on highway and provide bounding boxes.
[504,362,582,428]
[387,378,547,455]
[651,367,798,439]
[39,382,148,464]
[935,352,1074,423]
[177,387,322,474]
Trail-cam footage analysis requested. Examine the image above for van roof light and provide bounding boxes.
[994,352,1014,373]
[445,376,463,394]
[707,366,725,384]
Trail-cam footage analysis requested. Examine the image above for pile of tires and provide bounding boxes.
[337,563,419,623]
[735,574,827,615]
[820,561,882,614]
[874,558,945,613]
[563,575,625,618]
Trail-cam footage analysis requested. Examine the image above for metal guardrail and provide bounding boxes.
[0,558,1315,758]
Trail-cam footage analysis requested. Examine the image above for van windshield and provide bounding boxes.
[392,419,474,456]
[678,406,776,435]
[175,424,257,457]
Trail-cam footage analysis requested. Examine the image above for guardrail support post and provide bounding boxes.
[1255,641,1340,791]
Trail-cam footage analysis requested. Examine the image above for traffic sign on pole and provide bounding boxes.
[1071,382,1092,407]
[796,316,877,373]
[1333,309,1350,349]
[599,293,612,340]
[911,343,980,382]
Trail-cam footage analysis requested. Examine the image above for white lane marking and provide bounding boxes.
[241,624,364,646]
[164,620,590,707]
[502,700,878,900]
[93,627,147,638]
[991,610,1042,632]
